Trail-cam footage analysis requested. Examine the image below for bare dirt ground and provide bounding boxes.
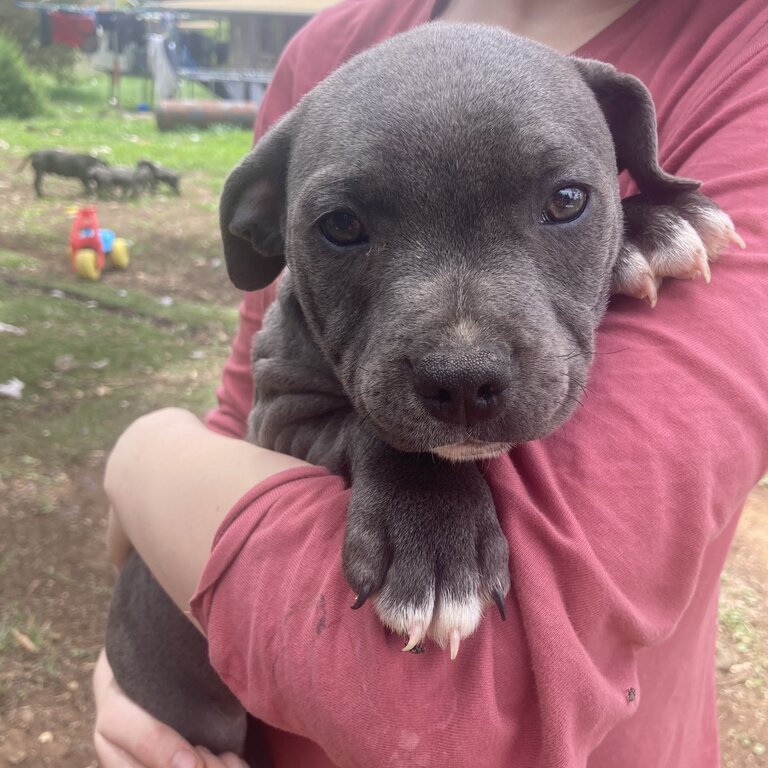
[0,169,766,767]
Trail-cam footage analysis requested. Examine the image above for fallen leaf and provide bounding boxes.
[11,628,39,653]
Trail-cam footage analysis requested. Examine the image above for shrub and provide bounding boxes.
[0,35,44,117]
[0,0,76,83]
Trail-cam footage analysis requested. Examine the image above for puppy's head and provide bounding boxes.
[221,23,697,458]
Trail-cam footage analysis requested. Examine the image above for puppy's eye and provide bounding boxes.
[318,211,368,247]
[541,187,588,224]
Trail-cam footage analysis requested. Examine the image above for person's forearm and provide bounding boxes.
[104,407,308,613]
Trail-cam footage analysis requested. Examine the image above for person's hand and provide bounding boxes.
[93,648,248,768]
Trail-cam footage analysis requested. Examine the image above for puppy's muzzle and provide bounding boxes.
[412,347,511,427]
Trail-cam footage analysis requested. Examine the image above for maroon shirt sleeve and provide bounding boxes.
[195,1,768,766]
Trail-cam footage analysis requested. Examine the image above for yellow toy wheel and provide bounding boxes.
[110,238,130,269]
[74,249,102,280]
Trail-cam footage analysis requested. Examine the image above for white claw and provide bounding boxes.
[449,629,461,661]
[730,229,746,249]
[640,272,659,308]
[694,249,712,284]
[402,622,425,653]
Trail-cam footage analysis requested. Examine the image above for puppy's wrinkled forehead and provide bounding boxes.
[290,23,615,200]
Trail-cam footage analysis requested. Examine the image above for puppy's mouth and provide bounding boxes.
[430,440,511,463]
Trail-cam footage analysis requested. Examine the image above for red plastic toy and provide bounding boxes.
[70,206,106,277]
[69,206,129,280]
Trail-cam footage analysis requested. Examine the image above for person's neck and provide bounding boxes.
[436,0,641,53]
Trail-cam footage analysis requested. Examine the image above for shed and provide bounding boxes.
[146,0,338,99]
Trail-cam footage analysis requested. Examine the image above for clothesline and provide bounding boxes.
[15,2,159,17]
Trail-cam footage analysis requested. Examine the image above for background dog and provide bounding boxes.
[137,159,182,195]
[87,164,151,199]
[17,149,107,197]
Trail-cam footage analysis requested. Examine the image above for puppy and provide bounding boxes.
[87,165,148,199]
[137,159,182,195]
[17,150,107,198]
[106,23,741,758]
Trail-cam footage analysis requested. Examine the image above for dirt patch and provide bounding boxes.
[718,486,768,766]
[0,461,112,768]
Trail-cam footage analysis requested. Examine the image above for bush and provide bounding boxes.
[0,35,44,117]
[0,0,76,83]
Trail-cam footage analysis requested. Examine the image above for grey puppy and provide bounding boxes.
[107,23,740,759]
[137,159,182,195]
[17,149,107,198]
[87,164,151,199]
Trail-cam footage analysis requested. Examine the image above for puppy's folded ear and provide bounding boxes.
[572,58,700,195]
[219,111,296,291]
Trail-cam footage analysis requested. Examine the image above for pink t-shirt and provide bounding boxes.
[194,0,768,766]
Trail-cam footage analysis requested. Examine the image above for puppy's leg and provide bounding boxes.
[106,552,248,755]
[612,191,745,306]
[343,429,510,657]
[33,169,44,198]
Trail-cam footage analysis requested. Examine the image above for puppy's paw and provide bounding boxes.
[612,191,745,307]
[343,479,509,658]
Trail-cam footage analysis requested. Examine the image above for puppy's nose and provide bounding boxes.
[413,348,511,426]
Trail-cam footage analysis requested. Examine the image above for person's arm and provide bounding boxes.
[96,410,307,768]
[103,408,308,612]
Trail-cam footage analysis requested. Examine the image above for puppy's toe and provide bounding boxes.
[683,203,745,260]
[427,522,509,658]
[371,550,437,642]
[612,245,660,306]
[428,593,484,659]
[342,522,390,611]
[614,190,744,306]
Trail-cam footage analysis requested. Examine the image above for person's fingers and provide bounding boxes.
[219,753,250,768]
[93,649,203,768]
[197,747,249,768]
[97,686,203,768]
[94,730,146,768]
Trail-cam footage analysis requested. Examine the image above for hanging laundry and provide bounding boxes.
[40,11,53,47]
[51,11,96,50]
[147,34,177,100]
[95,12,146,54]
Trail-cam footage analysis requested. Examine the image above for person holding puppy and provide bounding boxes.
[94,0,768,766]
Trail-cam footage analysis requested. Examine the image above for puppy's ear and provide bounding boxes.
[220,111,296,291]
[573,58,700,194]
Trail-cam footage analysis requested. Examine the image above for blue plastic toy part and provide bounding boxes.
[99,229,116,253]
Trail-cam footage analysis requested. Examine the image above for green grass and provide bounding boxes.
[0,247,237,474]
[0,71,251,176]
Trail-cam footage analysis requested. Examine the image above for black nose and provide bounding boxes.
[412,348,511,427]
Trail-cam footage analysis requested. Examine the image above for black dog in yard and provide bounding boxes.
[137,159,182,195]
[87,164,151,200]
[106,23,741,759]
[18,149,107,198]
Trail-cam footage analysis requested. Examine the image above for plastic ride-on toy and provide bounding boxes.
[70,206,129,280]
